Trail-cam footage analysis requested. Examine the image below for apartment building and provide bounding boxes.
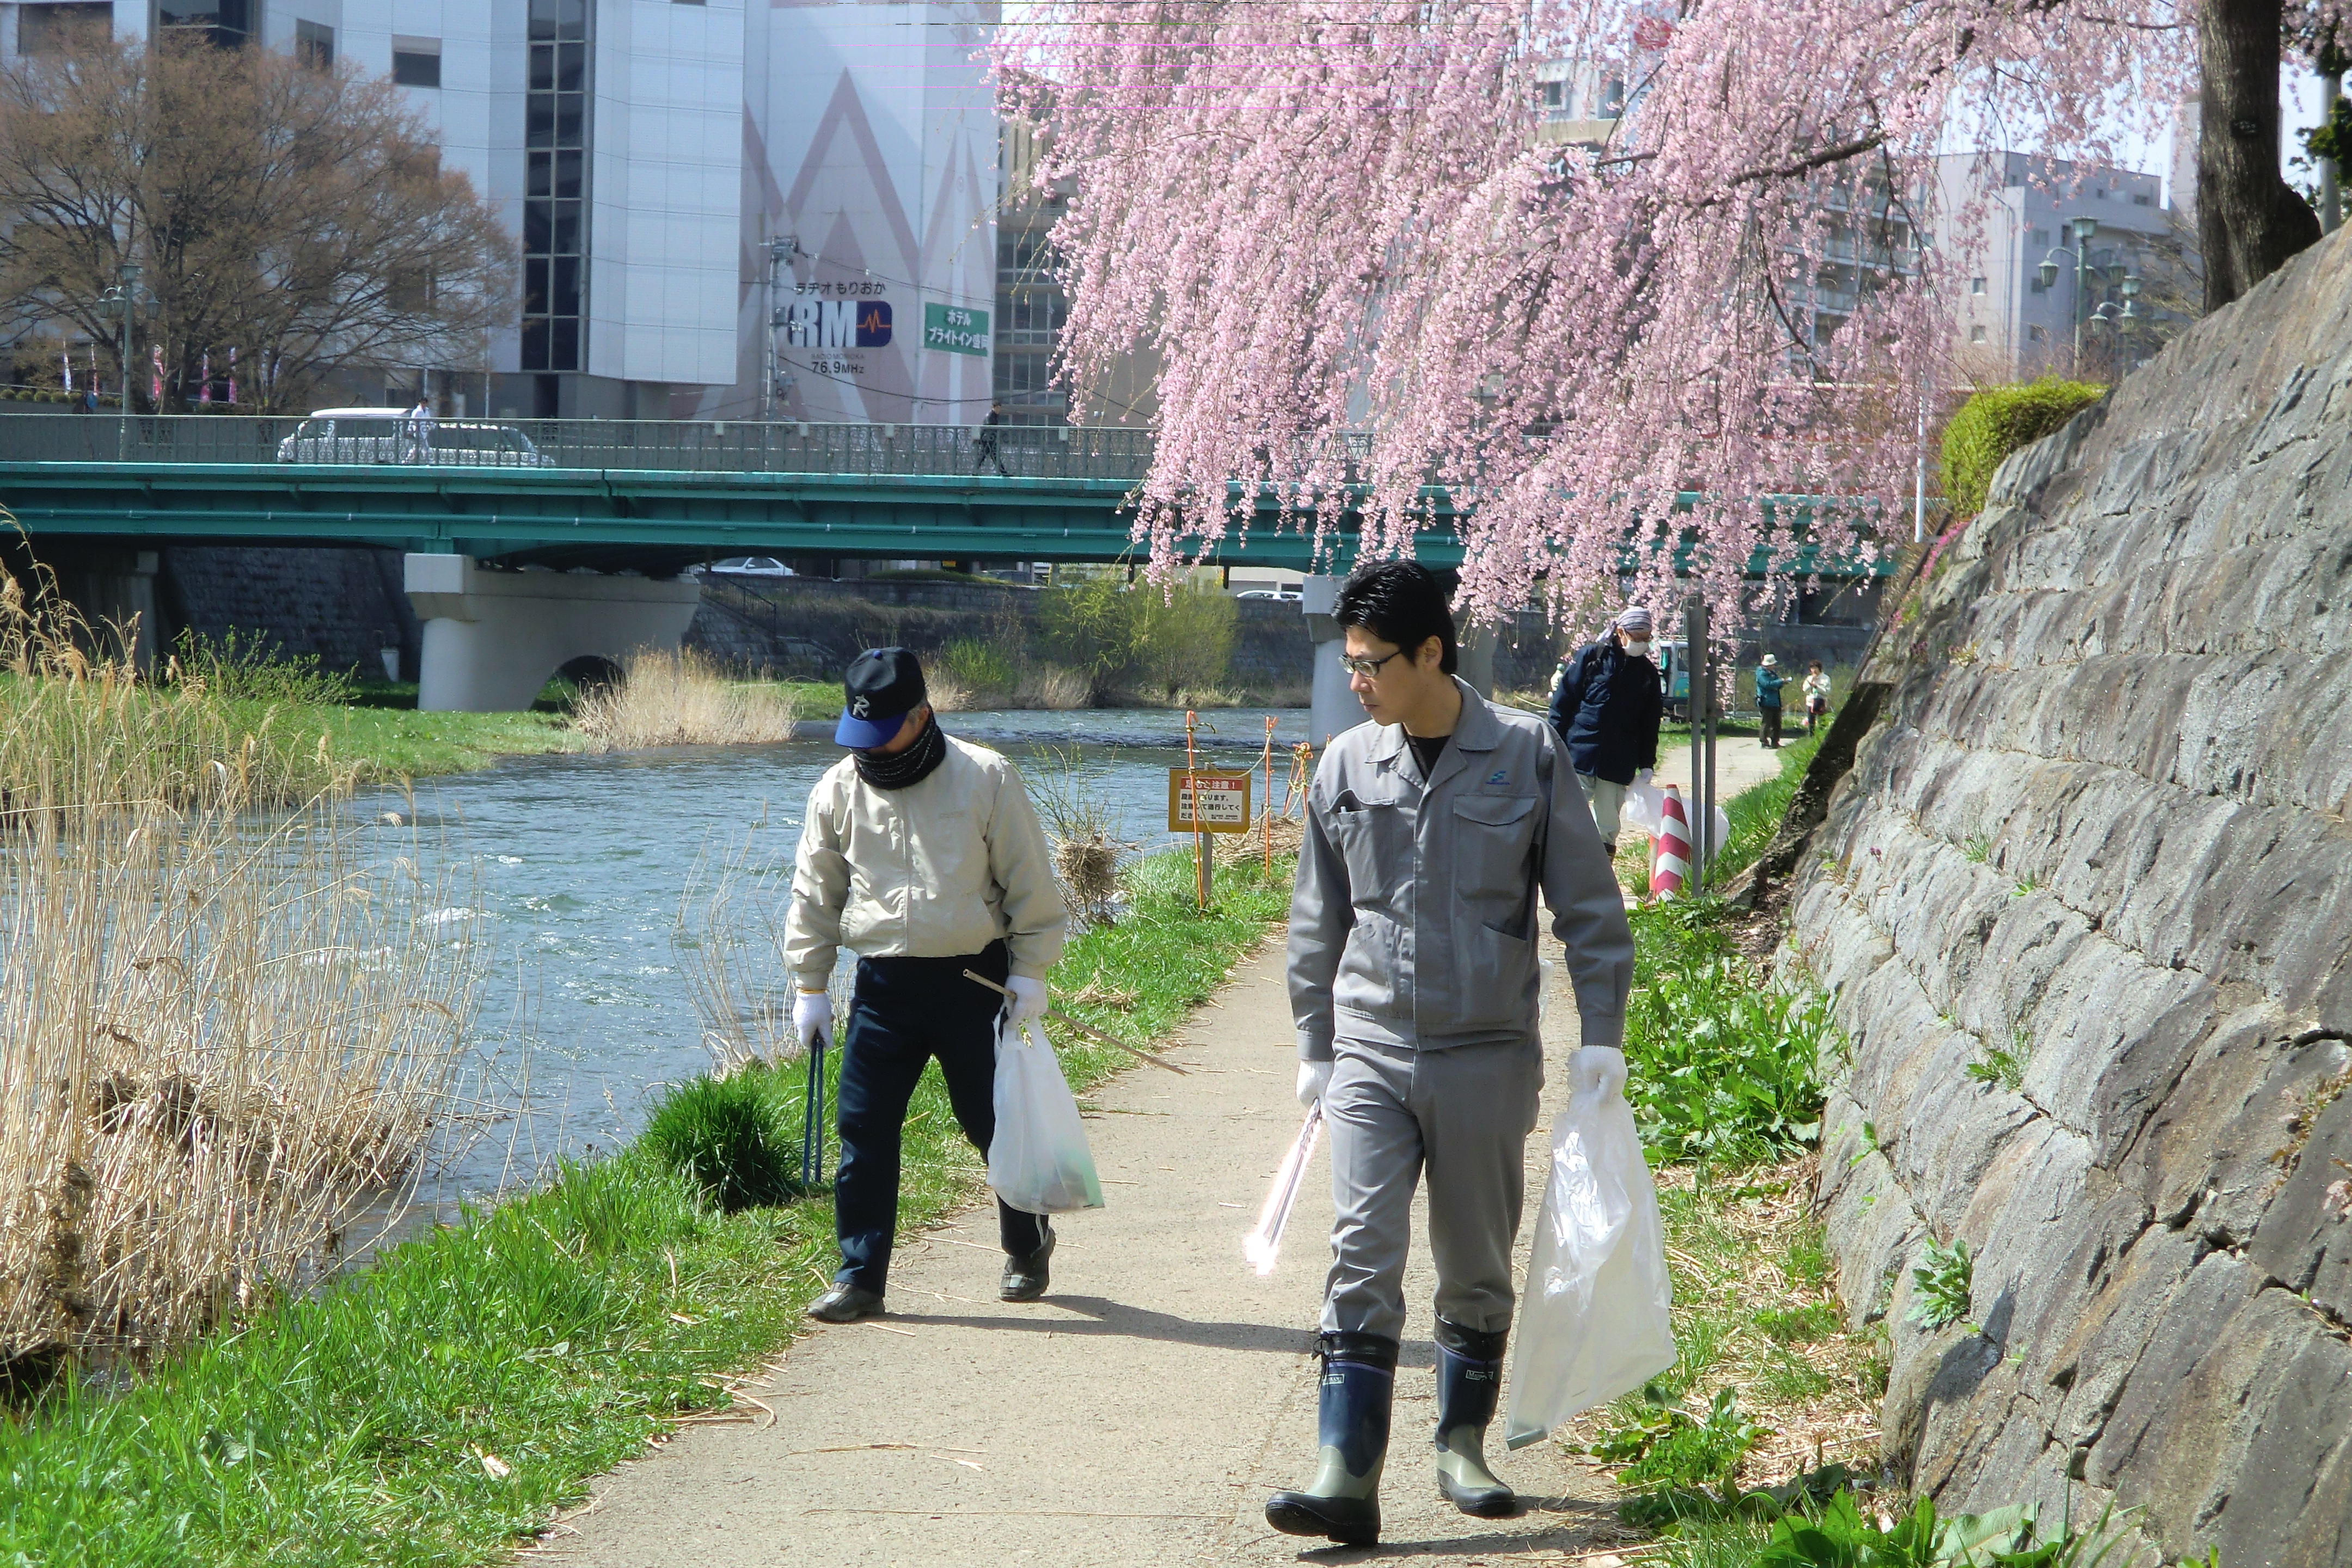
[4,0,999,425]
[1930,151,2185,380]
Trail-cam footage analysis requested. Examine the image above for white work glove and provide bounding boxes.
[1004,975,1048,1031]
[1569,1046,1627,1101]
[1637,768,1653,787]
[1297,1060,1333,1108]
[794,990,834,1054]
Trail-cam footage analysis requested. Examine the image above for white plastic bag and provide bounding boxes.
[988,1016,1105,1215]
[1503,1050,1677,1449]
[1620,777,1667,838]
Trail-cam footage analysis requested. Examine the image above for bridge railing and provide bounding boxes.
[0,414,1161,482]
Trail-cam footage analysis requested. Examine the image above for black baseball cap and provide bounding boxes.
[835,647,927,749]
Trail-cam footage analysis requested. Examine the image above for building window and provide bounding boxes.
[2132,192,2153,206]
[2031,228,2050,247]
[2028,277,2047,295]
[19,2,110,54]
[1969,324,1987,343]
[2094,186,2110,200]
[522,0,589,374]
[295,19,334,70]
[157,0,253,44]
[2029,324,2047,342]
[393,37,442,87]
[1969,277,1986,295]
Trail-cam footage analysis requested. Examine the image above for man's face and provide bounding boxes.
[1343,627,1441,724]
[868,704,931,756]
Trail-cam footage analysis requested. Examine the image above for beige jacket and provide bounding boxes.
[785,735,1067,989]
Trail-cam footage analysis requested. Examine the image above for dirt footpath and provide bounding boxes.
[540,943,1627,1566]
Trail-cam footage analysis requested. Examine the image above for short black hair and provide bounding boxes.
[1334,560,1456,674]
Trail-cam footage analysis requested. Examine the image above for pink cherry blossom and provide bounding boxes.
[995,0,2194,628]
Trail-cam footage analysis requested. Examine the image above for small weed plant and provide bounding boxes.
[1625,902,1834,1162]
[1594,1388,1773,1492]
[1908,1237,1974,1332]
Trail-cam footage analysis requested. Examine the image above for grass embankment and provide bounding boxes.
[0,848,1290,1565]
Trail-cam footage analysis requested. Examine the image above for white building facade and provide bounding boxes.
[4,0,995,423]
[1930,151,2182,381]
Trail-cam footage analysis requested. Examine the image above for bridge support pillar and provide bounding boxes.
[403,554,701,712]
[1300,575,1365,749]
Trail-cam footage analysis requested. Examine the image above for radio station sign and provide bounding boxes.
[924,301,990,357]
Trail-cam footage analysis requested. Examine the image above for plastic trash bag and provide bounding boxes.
[988,1017,1105,1215]
[1504,1048,1677,1449]
[1620,777,1667,838]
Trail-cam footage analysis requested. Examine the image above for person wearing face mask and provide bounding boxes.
[1545,606,1665,855]
[785,647,1067,1322]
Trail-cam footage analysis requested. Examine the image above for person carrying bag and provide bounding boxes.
[785,648,1069,1322]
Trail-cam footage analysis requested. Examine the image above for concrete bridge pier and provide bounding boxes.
[403,554,702,712]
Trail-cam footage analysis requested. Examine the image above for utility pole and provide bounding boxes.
[2325,60,2344,234]
[761,235,798,422]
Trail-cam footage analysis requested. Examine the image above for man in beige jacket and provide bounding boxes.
[786,647,1067,1322]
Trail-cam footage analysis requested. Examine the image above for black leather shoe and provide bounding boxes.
[806,1282,884,1322]
[1000,1222,1055,1302]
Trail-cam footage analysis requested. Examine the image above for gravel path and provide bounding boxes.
[540,941,1629,1566]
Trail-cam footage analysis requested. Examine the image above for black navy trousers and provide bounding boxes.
[832,939,1047,1292]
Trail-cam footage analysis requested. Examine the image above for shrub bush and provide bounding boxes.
[1938,377,2105,519]
[939,635,1016,696]
[640,1068,803,1212]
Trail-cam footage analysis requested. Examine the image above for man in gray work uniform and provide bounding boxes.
[1267,561,1634,1547]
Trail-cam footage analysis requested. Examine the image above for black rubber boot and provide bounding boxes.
[1434,1318,1515,1517]
[1266,1331,1396,1546]
[1000,1220,1055,1302]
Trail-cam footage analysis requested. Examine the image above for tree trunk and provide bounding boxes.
[2200,0,2323,312]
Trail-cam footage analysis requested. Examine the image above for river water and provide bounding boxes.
[377,707,1314,1206]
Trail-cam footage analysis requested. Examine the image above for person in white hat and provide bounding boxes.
[1754,653,1787,749]
[1545,605,1663,853]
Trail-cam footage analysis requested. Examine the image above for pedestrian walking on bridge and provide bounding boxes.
[1270,562,1634,1546]
[786,648,1067,1322]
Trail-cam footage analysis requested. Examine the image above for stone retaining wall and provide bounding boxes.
[1788,235,2352,1564]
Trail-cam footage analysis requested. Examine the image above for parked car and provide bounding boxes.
[274,408,554,467]
[708,556,795,577]
[1234,588,1303,602]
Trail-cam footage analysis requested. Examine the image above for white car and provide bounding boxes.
[275,408,554,467]
[1234,588,1303,602]
[708,556,795,577]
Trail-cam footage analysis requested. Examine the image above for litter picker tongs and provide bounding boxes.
[1242,1099,1324,1275]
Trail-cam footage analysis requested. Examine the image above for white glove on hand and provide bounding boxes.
[1569,1046,1627,1101]
[793,990,834,1054]
[1004,975,1048,1031]
[1637,768,1653,787]
[1297,1060,1333,1108]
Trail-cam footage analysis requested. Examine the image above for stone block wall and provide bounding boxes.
[161,546,421,679]
[1788,235,2352,1564]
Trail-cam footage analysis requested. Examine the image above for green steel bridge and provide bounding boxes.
[0,414,1413,572]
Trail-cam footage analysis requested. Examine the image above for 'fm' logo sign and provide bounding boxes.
[783,299,893,349]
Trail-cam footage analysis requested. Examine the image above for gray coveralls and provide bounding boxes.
[1288,679,1634,1342]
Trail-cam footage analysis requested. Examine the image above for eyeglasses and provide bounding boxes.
[1339,648,1406,679]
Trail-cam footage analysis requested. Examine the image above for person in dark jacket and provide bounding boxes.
[1545,605,1664,853]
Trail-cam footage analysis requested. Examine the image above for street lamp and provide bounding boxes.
[92,260,158,462]
[2035,214,2100,366]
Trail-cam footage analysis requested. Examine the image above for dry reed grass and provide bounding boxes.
[0,569,481,1367]
[673,822,801,1075]
[1024,746,1130,926]
[572,647,800,749]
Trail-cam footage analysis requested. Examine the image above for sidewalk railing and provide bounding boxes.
[0,414,1164,482]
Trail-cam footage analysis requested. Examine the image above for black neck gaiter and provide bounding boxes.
[854,716,948,791]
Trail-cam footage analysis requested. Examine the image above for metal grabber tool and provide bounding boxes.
[799,1030,829,1191]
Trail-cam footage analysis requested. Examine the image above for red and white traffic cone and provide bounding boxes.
[1650,785,1691,900]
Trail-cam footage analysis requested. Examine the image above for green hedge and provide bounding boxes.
[1937,377,2105,519]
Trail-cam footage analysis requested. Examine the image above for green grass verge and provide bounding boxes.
[0,848,1289,1566]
